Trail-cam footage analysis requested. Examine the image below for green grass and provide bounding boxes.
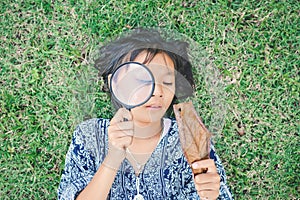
[0,0,299,199]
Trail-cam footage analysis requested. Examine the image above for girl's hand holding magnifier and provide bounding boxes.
[104,108,134,170]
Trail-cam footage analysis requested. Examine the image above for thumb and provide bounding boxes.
[110,108,132,124]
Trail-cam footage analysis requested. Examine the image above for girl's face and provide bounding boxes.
[130,51,175,125]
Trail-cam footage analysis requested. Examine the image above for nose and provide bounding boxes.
[152,83,163,97]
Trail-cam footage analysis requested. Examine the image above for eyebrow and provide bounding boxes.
[166,67,175,74]
[166,70,174,75]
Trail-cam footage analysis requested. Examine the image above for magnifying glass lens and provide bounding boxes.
[110,62,154,109]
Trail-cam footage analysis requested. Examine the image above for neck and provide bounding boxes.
[133,119,163,139]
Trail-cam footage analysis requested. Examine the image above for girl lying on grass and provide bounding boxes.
[58,28,233,200]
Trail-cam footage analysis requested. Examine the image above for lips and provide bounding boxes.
[145,102,163,110]
[146,105,162,109]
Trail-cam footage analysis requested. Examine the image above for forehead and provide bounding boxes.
[133,51,175,73]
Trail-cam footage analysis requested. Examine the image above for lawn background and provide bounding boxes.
[0,0,299,199]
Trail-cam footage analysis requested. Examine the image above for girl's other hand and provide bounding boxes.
[192,159,220,200]
[104,108,133,169]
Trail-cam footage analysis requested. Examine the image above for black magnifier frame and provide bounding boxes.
[109,61,155,110]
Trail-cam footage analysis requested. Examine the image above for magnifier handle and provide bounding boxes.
[122,108,131,121]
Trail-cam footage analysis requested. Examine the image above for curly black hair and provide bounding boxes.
[94,28,195,111]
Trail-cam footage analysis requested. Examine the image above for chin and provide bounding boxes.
[132,106,167,123]
[137,112,165,124]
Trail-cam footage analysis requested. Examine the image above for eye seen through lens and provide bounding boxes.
[110,62,155,109]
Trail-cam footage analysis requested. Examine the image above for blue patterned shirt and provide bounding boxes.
[58,118,233,199]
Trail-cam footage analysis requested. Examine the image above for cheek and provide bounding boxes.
[163,86,175,105]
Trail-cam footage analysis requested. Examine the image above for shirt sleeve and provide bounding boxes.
[210,143,234,200]
[57,123,98,200]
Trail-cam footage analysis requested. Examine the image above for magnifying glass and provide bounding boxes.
[110,62,155,110]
